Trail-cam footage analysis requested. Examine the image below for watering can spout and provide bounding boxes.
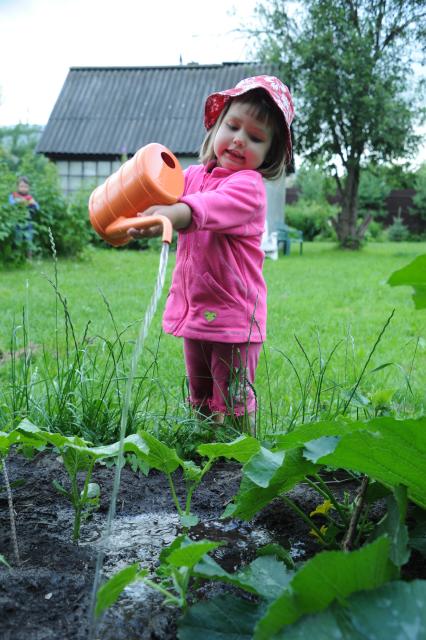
[88,143,184,247]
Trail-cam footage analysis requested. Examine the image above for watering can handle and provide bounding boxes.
[105,214,173,244]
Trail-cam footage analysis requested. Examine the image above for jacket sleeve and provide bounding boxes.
[179,170,266,237]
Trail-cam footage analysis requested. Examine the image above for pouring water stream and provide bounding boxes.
[88,242,169,637]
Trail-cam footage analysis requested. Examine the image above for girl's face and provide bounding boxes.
[213,101,272,172]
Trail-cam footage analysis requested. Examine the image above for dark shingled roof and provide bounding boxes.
[36,63,279,157]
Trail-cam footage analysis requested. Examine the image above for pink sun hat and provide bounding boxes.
[204,75,295,159]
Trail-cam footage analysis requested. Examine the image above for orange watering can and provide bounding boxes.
[88,143,184,246]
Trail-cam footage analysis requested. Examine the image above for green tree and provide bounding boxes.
[249,0,425,248]
[358,166,391,221]
[378,162,417,190]
[0,124,43,171]
[294,162,334,203]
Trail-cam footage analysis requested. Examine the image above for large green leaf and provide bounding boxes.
[272,416,426,509]
[254,537,396,640]
[95,563,147,617]
[166,539,221,569]
[2,423,50,453]
[194,554,293,600]
[223,448,317,521]
[178,594,264,640]
[388,254,426,309]
[315,417,426,508]
[16,420,150,461]
[244,447,286,487]
[0,432,13,455]
[273,579,426,639]
[88,433,150,460]
[137,430,183,473]
[197,435,260,463]
[370,485,410,567]
[273,419,366,451]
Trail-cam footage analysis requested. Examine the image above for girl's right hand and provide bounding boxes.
[127,207,164,239]
[127,203,192,240]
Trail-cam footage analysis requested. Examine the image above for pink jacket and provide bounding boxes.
[162,163,267,343]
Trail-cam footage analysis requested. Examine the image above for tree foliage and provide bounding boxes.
[0,124,43,171]
[249,0,426,247]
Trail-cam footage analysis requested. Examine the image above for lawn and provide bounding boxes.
[1,241,425,438]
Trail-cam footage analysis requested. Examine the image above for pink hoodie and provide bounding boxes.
[162,163,267,343]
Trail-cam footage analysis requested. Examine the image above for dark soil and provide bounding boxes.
[0,449,424,640]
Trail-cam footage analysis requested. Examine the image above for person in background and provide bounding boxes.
[9,175,39,259]
[128,75,295,436]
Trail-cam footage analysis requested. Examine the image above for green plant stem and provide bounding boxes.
[171,567,190,609]
[342,475,369,551]
[141,577,181,606]
[73,458,95,542]
[184,460,213,515]
[166,472,183,516]
[281,493,327,544]
[309,474,349,525]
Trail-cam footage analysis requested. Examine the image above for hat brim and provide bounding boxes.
[204,78,294,161]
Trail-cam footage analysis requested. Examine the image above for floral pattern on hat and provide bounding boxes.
[204,75,295,161]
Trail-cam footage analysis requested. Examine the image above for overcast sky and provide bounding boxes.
[0,0,258,126]
[1,0,424,166]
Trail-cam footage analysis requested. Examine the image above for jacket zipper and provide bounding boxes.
[174,170,209,334]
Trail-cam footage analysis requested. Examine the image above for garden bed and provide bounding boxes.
[0,448,321,640]
[2,419,426,640]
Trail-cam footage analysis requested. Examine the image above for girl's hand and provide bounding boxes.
[127,203,192,239]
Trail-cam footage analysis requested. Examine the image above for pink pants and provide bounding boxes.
[183,338,262,416]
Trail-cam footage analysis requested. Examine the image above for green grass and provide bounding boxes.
[1,241,425,440]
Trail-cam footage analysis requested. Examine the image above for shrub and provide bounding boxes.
[364,219,385,241]
[285,200,338,240]
[387,216,410,241]
[0,157,32,264]
[58,185,98,255]
[0,153,93,263]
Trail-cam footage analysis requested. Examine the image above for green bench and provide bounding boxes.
[276,224,304,255]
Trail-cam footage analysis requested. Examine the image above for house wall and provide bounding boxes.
[55,155,194,195]
[265,176,286,233]
[55,158,122,194]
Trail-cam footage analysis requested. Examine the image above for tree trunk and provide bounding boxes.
[332,158,370,249]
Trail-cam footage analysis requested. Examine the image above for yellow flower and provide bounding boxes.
[310,499,335,517]
[309,524,328,541]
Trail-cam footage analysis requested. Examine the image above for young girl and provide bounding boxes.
[129,75,295,434]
